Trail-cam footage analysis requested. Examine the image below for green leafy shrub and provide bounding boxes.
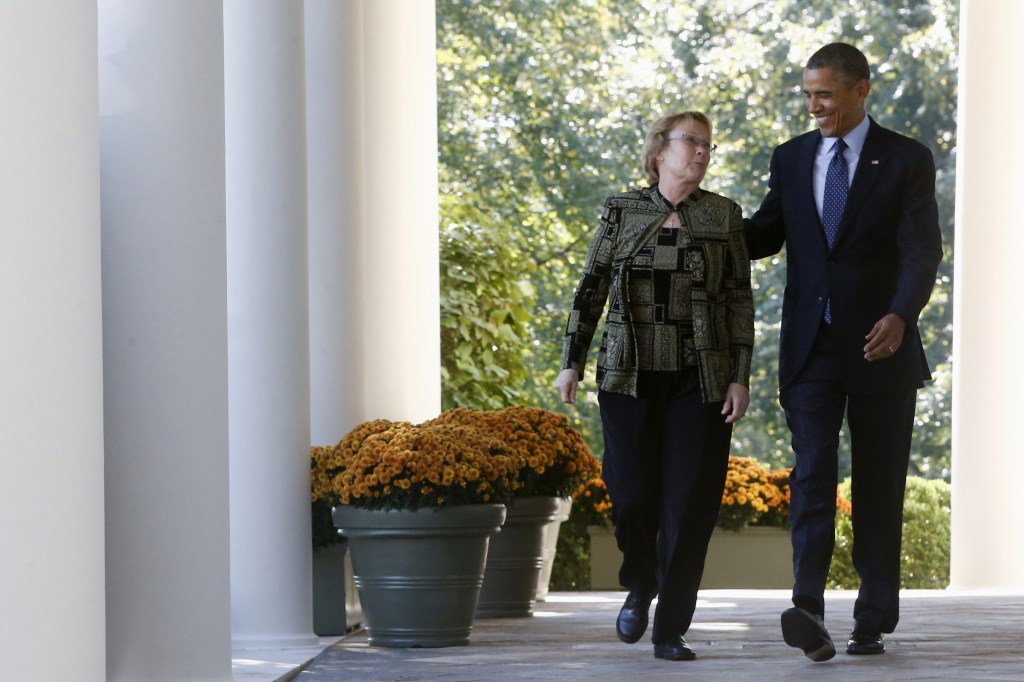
[899,477,952,588]
[828,476,950,589]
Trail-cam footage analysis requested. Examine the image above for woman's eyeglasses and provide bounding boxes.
[666,133,717,154]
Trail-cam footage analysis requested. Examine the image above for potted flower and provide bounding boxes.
[717,456,792,530]
[694,456,793,588]
[425,406,601,615]
[585,456,801,589]
[426,406,601,499]
[571,476,614,528]
[318,418,519,647]
[323,418,520,510]
[310,445,360,636]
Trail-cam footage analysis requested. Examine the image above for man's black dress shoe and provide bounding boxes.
[653,636,696,661]
[781,606,836,662]
[615,589,656,644]
[847,630,885,655]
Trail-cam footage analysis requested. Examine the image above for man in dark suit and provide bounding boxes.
[744,42,943,662]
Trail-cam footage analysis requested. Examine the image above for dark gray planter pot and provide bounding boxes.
[535,496,572,601]
[476,496,563,618]
[312,540,363,636]
[333,503,506,647]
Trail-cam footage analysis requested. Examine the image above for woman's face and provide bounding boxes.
[656,120,712,186]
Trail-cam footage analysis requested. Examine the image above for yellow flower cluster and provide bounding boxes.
[312,420,519,511]
[569,457,855,534]
[311,419,402,503]
[311,406,600,512]
[574,456,794,531]
[570,476,613,528]
[718,456,792,530]
[426,406,601,498]
[835,488,853,517]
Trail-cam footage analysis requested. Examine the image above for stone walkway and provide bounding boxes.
[281,589,1024,681]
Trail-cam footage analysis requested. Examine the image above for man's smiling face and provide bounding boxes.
[803,66,869,138]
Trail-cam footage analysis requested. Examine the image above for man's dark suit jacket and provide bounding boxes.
[745,117,943,394]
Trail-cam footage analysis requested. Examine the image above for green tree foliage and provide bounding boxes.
[437,0,649,439]
[439,192,537,410]
[437,0,957,480]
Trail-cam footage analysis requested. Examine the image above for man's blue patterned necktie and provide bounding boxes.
[822,138,848,324]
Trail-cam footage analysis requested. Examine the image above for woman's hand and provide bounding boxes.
[554,368,580,404]
[721,383,749,423]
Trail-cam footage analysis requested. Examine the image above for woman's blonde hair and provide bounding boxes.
[641,111,713,185]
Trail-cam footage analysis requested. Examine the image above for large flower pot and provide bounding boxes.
[476,496,563,618]
[588,524,792,589]
[699,526,792,588]
[333,504,507,647]
[586,525,619,590]
[535,496,572,601]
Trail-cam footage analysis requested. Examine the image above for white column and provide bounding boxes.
[99,1,234,680]
[306,0,366,446]
[360,0,442,423]
[225,0,318,648]
[305,0,440,437]
[0,3,105,680]
[950,0,1024,589]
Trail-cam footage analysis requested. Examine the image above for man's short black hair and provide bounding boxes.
[806,42,870,85]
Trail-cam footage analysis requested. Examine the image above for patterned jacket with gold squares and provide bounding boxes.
[560,185,754,402]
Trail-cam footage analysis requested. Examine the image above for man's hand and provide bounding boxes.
[864,313,906,361]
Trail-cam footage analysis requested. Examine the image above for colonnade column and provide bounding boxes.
[305,0,440,440]
[360,0,442,423]
[99,1,234,679]
[306,0,366,445]
[225,0,318,647]
[950,0,1024,589]
[0,2,105,679]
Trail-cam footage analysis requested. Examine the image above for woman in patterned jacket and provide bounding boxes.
[555,111,754,662]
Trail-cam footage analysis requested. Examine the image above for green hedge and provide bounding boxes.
[828,476,951,589]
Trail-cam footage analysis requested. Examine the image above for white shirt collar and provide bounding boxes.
[819,114,870,157]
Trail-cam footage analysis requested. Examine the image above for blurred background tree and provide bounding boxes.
[437,0,957,482]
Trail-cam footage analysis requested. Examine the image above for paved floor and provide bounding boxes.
[268,589,1024,681]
